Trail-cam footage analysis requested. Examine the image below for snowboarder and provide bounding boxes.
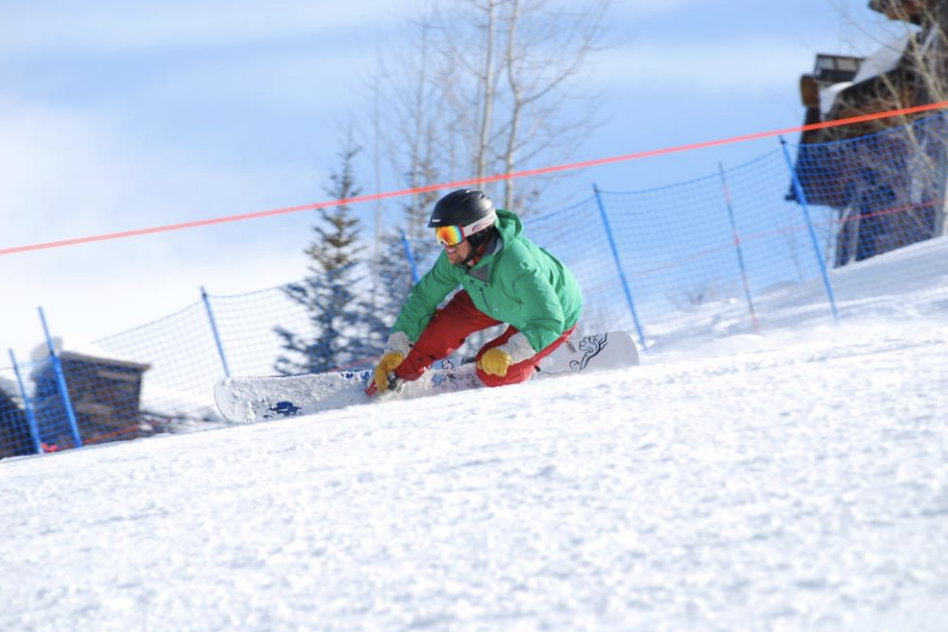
[372,189,583,393]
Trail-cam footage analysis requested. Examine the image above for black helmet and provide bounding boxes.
[428,189,496,232]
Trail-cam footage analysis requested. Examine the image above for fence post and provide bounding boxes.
[779,137,840,323]
[400,231,421,284]
[718,162,760,334]
[38,307,83,448]
[201,287,231,378]
[592,184,648,351]
[8,349,43,455]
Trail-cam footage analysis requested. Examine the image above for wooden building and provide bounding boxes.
[0,383,34,458]
[31,352,151,449]
[791,0,948,266]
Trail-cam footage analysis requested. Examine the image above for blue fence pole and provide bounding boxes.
[401,231,421,284]
[38,307,83,448]
[201,287,231,378]
[592,184,648,351]
[779,137,840,323]
[9,349,43,455]
[718,162,760,334]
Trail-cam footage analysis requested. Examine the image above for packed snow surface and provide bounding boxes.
[2,238,948,631]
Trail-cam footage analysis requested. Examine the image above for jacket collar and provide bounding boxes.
[466,234,503,282]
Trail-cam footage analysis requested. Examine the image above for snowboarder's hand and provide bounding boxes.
[478,348,513,377]
[374,352,405,391]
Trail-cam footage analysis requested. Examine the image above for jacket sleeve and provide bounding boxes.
[392,252,461,343]
[510,266,567,353]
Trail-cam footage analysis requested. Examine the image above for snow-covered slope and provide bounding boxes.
[2,239,947,631]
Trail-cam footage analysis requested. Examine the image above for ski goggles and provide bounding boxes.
[434,225,466,247]
[433,215,495,247]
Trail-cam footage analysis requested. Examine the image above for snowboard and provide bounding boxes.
[214,330,639,423]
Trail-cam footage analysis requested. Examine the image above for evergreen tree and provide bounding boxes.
[274,135,386,375]
[370,187,444,330]
[373,229,420,322]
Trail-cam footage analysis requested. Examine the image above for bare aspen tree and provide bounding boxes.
[880,0,948,240]
[477,0,500,184]
[497,0,609,210]
[882,0,948,238]
[364,13,447,326]
[366,0,611,255]
[502,0,524,210]
[375,10,450,239]
[423,0,611,213]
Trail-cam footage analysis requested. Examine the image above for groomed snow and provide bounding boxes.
[2,238,947,631]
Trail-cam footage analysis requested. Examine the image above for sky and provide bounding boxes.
[2,232,947,629]
[0,0,902,362]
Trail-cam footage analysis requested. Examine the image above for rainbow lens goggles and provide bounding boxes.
[433,212,496,247]
[435,225,466,247]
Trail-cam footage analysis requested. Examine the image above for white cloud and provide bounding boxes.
[0,0,407,55]
[134,48,375,115]
[0,99,332,361]
[596,38,816,96]
[0,98,326,237]
[612,0,703,18]
[0,101,122,244]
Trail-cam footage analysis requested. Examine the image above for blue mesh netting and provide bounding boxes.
[793,113,948,266]
[3,113,946,458]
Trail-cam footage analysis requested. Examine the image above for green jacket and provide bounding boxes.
[393,209,582,353]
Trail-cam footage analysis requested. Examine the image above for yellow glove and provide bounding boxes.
[374,352,405,392]
[477,348,513,377]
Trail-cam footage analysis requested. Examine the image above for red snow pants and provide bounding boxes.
[394,290,576,387]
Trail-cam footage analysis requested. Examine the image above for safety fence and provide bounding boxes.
[2,113,947,459]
